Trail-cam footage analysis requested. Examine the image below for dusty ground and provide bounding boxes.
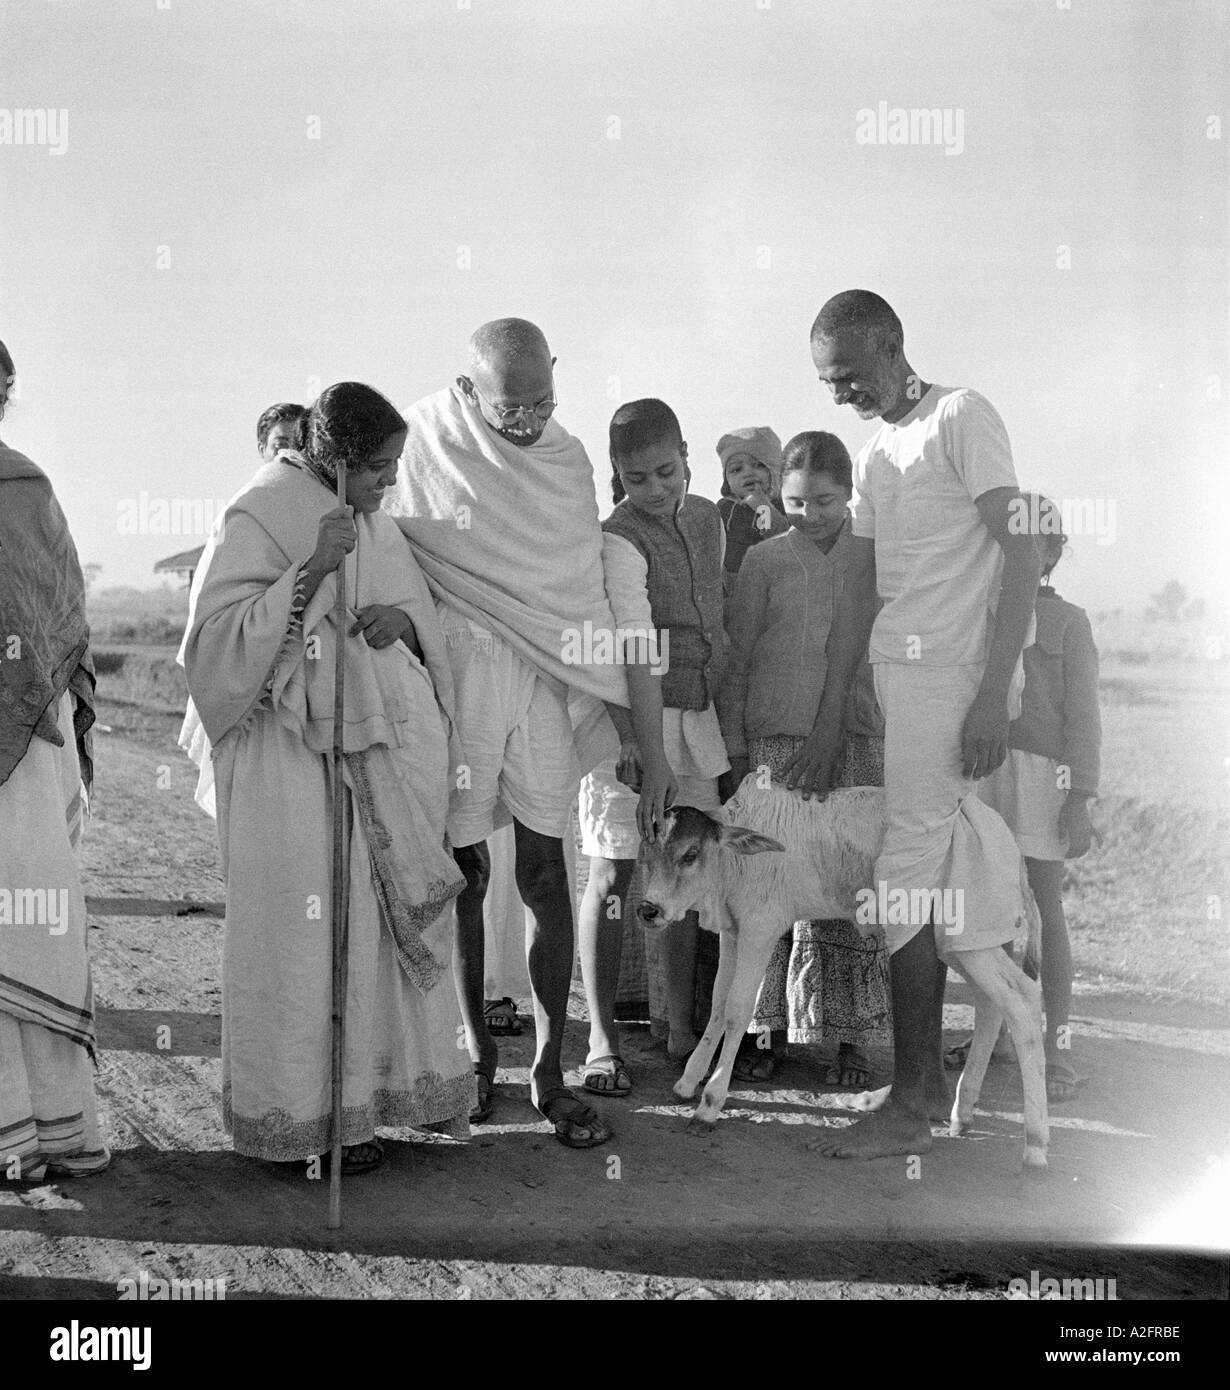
[2,697,1228,1301]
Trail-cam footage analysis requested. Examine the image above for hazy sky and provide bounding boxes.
[2,0,1226,613]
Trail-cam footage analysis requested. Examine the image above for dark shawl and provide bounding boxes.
[0,444,95,792]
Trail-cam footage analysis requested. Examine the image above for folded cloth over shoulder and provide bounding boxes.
[386,385,627,774]
[0,445,95,794]
[178,456,465,990]
[180,454,456,756]
[178,455,457,777]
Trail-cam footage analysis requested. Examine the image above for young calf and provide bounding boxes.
[637,776,1049,1168]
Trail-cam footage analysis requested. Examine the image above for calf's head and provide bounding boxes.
[637,805,784,928]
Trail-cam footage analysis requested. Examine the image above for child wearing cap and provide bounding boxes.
[715,426,791,595]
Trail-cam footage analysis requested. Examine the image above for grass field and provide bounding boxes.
[1067,656,1228,1004]
[86,589,1230,1005]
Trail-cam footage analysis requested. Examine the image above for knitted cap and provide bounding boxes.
[716,426,783,495]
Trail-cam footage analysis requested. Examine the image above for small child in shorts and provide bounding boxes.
[576,399,729,1094]
[976,494,1100,1101]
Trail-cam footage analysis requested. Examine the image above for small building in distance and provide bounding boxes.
[154,545,205,589]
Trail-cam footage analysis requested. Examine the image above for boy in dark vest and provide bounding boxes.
[575,400,731,1097]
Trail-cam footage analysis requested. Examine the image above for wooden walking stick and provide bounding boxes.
[327,458,350,1231]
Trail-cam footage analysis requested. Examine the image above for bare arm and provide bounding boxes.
[598,532,676,836]
[604,700,633,745]
[962,486,1043,779]
[783,536,877,798]
[718,550,769,763]
[605,665,674,838]
[1056,609,1100,857]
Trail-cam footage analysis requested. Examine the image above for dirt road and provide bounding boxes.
[2,716,1227,1300]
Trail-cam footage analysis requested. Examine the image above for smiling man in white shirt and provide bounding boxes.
[787,289,1041,1160]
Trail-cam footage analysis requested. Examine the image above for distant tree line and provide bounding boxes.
[1146,581,1205,622]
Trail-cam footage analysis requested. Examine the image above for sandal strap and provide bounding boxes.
[534,1085,596,1123]
[583,1053,625,1072]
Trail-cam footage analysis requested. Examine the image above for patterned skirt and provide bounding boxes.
[744,734,892,1047]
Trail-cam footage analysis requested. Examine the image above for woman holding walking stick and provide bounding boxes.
[181,382,473,1177]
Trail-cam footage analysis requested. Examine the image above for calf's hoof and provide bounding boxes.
[673,1077,698,1101]
[686,1114,717,1137]
[1022,1144,1048,1170]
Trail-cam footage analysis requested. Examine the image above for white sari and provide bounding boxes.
[0,693,106,1178]
[180,457,473,1160]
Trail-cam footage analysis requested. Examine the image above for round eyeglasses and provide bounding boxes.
[470,380,557,425]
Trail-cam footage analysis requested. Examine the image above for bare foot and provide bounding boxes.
[808,1103,932,1159]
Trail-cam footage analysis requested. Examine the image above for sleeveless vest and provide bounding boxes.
[603,495,725,710]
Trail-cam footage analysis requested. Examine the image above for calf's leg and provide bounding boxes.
[675,927,737,1100]
[954,947,1048,1167]
[690,919,785,1127]
[946,968,1001,1136]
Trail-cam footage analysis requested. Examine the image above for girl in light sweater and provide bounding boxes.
[719,431,890,1087]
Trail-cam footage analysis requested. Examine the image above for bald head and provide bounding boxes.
[811,290,903,353]
[462,317,557,445]
[469,318,552,376]
[809,290,919,424]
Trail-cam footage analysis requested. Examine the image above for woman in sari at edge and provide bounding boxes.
[180,382,473,1174]
[0,338,110,1181]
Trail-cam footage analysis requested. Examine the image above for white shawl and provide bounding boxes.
[386,385,625,775]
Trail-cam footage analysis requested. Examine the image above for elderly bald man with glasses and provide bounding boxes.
[385,318,673,1149]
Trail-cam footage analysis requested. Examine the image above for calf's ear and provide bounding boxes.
[717,824,784,856]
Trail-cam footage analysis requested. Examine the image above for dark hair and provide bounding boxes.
[256,401,307,450]
[1026,493,1067,579]
[301,383,405,481]
[0,338,14,422]
[609,398,683,460]
[811,289,903,352]
[609,398,684,507]
[780,432,853,493]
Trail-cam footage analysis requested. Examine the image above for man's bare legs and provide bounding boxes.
[452,840,494,1084]
[847,930,952,1122]
[814,922,938,1158]
[927,950,953,1119]
[578,855,636,1069]
[516,818,611,1142]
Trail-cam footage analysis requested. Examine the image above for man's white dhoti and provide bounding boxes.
[874,662,1026,958]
